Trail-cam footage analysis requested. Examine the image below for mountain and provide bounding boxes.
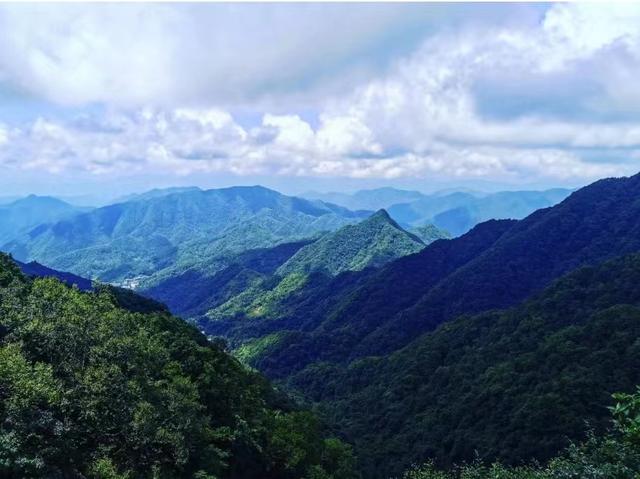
[16,259,93,291]
[226,174,640,380]
[148,209,426,323]
[410,223,451,244]
[115,186,202,203]
[190,172,640,477]
[388,188,571,236]
[301,187,427,211]
[3,186,369,283]
[143,240,313,318]
[291,252,640,478]
[276,209,425,277]
[0,253,357,478]
[0,195,87,244]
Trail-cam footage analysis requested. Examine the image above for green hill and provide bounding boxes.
[0,253,356,479]
[277,210,425,277]
[3,186,368,283]
[290,252,640,478]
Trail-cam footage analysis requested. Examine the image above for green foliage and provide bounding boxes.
[277,210,425,277]
[5,186,366,283]
[284,253,640,478]
[0,254,356,479]
[402,389,640,479]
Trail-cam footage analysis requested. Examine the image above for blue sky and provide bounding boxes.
[0,2,639,199]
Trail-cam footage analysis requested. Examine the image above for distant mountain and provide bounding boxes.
[277,209,425,277]
[143,240,313,318]
[295,252,640,478]
[301,187,427,211]
[115,186,202,203]
[0,195,87,244]
[388,188,571,236]
[3,186,369,283]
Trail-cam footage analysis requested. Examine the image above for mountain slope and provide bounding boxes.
[0,253,356,479]
[0,195,86,244]
[277,209,425,277]
[207,173,640,381]
[3,186,368,282]
[292,252,640,478]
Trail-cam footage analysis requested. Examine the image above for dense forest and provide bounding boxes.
[0,253,356,478]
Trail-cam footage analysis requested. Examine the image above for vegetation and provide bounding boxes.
[402,387,640,478]
[4,186,367,283]
[288,253,640,478]
[277,210,425,277]
[0,253,356,479]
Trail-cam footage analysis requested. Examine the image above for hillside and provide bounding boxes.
[0,195,86,244]
[145,210,425,321]
[3,186,368,283]
[0,253,356,479]
[277,210,424,277]
[235,173,640,377]
[290,252,640,478]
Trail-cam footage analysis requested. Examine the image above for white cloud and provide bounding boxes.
[0,3,639,185]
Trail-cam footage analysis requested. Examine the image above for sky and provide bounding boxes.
[1,2,640,200]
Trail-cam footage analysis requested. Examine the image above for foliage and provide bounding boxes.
[401,388,640,479]
[286,253,640,478]
[4,186,366,283]
[0,253,356,479]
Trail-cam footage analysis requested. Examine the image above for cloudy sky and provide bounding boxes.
[1,2,640,198]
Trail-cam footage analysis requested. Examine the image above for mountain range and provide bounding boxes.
[3,186,369,283]
[187,172,640,477]
[0,195,87,245]
[3,175,640,478]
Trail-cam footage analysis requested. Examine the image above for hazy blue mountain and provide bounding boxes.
[115,186,202,203]
[0,195,87,244]
[388,188,571,236]
[301,187,427,211]
[3,186,369,283]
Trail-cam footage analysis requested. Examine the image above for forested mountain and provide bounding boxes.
[145,210,425,330]
[276,210,424,277]
[388,188,571,235]
[230,173,640,379]
[0,195,87,244]
[410,223,451,244]
[3,186,368,283]
[188,173,640,477]
[292,253,640,478]
[0,253,356,479]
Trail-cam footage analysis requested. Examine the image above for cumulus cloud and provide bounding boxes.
[0,3,639,185]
